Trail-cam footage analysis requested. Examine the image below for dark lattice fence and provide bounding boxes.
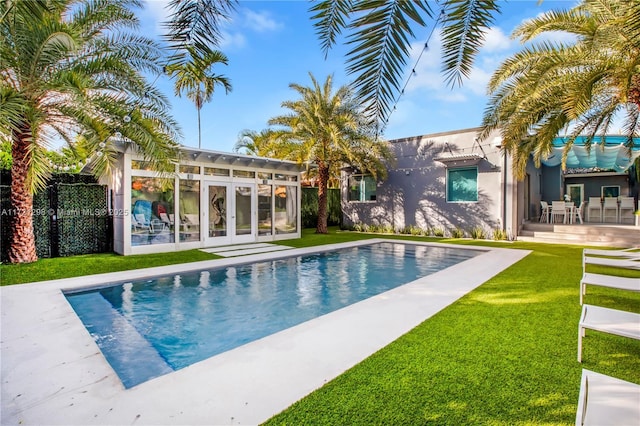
[301,187,342,228]
[1,172,112,262]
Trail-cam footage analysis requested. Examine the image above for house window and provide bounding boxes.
[275,186,297,234]
[348,175,376,202]
[447,167,478,202]
[131,178,175,246]
[601,185,620,198]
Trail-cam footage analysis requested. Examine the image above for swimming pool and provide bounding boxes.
[65,241,481,388]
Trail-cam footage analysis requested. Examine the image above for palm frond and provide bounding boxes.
[163,0,236,55]
[344,0,432,123]
[440,0,500,87]
[310,0,354,57]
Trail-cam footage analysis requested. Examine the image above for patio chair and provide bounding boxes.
[602,197,619,223]
[539,201,550,223]
[550,201,567,224]
[160,212,174,227]
[579,272,640,305]
[618,197,636,224]
[587,197,602,222]
[578,304,640,362]
[575,369,640,426]
[133,213,151,232]
[572,201,585,224]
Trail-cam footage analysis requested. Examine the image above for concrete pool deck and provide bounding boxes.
[1,239,530,425]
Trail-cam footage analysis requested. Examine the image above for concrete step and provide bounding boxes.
[519,222,639,246]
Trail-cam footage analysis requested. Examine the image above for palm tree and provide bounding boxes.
[0,0,180,264]
[234,129,286,158]
[479,0,640,179]
[165,46,232,149]
[164,0,501,130]
[268,73,394,234]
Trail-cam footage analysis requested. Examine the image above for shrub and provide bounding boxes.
[492,228,508,241]
[450,227,465,238]
[470,227,486,240]
[432,227,445,237]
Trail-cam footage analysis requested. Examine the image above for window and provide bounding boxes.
[131,177,174,246]
[204,167,230,177]
[275,186,297,234]
[179,165,200,174]
[601,185,620,198]
[179,179,200,242]
[258,184,272,236]
[447,167,478,202]
[348,175,376,202]
[233,169,255,178]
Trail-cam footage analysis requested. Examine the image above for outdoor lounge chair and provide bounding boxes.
[579,273,640,305]
[583,248,640,259]
[583,254,640,270]
[575,369,640,426]
[578,304,640,362]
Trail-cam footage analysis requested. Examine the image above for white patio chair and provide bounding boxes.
[550,201,567,224]
[587,197,602,222]
[133,213,151,232]
[618,197,636,224]
[578,304,640,362]
[575,369,640,426]
[572,201,585,224]
[539,201,550,223]
[579,272,640,305]
[602,197,618,223]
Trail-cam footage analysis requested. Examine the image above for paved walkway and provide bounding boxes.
[1,239,530,425]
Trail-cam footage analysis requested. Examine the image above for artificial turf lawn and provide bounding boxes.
[1,228,638,424]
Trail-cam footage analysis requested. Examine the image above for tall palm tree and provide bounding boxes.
[268,73,394,234]
[0,0,180,264]
[479,0,640,179]
[165,46,232,149]
[164,0,501,130]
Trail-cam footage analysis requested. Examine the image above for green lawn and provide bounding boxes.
[1,228,638,425]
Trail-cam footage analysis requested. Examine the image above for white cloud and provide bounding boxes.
[242,9,283,33]
[220,31,247,50]
[141,0,170,37]
[481,27,513,52]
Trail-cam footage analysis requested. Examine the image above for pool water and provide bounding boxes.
[65,242,480,388]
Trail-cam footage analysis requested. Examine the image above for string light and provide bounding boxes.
[379,8,446,135]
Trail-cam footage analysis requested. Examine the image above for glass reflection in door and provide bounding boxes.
[235,185,253,236]
[208,185,227,237]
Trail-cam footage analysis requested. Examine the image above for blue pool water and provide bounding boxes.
[65,242,480,388]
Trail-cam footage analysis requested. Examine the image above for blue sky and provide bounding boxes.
[138,0,577,153]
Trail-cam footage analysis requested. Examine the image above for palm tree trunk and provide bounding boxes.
[197,105,202,149]
[8,122,38,263]
[316,162,329,234]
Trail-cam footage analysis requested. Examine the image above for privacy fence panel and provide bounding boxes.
[1,173,112,262]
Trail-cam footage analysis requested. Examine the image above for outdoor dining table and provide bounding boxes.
[546,201,576,224]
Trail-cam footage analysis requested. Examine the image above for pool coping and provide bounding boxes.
[1,239,531,425]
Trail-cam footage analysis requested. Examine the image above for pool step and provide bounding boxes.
[201,243,294,257]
